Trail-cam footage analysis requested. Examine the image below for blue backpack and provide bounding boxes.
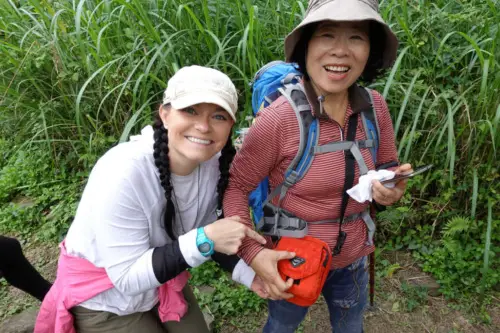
[246,61,380,244]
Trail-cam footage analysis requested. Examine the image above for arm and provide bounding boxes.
[210,253,256,288]
[93,164,208,295]
[370,91,412,206]
[223,104,284,265]
[152,228,210,284]
[373,90,399,169]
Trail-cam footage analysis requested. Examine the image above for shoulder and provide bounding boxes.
[365,89,389,113]
[255,96,299,130]
[90,129,157,187]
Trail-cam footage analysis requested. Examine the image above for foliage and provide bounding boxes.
[0,0,498,322]
[189,261,265,330]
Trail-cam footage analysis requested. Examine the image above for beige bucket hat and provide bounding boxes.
[284,0,398,69]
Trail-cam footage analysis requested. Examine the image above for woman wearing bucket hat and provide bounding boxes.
[34,65,268,333]
[224,1,413,332]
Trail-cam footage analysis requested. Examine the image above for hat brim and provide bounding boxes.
[284,1,398,69]
[170,92,237,122]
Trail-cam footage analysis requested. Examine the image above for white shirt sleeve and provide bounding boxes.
[178,229,210,268]
[232,259,256,289]
[93,167,162,296]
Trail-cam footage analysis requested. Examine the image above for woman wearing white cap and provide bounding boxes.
[224,1,413,332]
[34,65,267,333]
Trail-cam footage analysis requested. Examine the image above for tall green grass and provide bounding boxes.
[0,0,499,299]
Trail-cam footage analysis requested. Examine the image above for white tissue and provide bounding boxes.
[346,169,396,203]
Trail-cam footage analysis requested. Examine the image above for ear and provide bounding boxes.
[159,104,170,128]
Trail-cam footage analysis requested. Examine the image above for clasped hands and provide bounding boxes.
[248,248,296,300]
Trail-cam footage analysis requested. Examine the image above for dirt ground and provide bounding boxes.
[1,239,499,333]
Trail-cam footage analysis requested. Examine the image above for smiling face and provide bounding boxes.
[159,103,234,175]
[305,21,371,95]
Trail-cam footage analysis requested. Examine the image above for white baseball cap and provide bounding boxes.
[162,65,238,121]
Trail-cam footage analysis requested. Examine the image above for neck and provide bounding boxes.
[312,83,349,125]
[323,91,348,119]
[169,153,200,176]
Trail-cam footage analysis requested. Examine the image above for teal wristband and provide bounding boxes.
[196,227,214,257]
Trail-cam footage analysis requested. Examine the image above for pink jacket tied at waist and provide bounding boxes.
[35,242,189,333]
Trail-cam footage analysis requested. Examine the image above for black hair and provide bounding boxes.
[290,21,387,83]
[152,108,236,240]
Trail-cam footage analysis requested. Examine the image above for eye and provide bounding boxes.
[182,107,197,115]
[320,33,334,39]
[350,34,365,41]
[213,113,228,121]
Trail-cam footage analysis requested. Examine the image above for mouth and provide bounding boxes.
[324,65,351,74]
[186,136,213,145]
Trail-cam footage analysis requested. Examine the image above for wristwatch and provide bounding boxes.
[196,227,214,257]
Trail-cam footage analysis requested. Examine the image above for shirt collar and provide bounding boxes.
[302,80,371,118]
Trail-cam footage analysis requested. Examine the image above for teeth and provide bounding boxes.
[187,136,211,145]
[325,65,350,72]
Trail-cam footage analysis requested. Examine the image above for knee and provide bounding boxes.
[0,236,23,256]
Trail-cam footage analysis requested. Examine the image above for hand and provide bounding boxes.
[250,248,295,300]
[250,275,268,298]
[204,216,267,255]
[372,163,413,206]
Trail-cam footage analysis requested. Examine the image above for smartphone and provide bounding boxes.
[380,164,433,185]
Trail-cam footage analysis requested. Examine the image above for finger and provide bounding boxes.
[244,227,267,244]
[394,178,409,190]
[270,284,293,300]
[372,180,394,197]
[394,163,413,175]
[285,277,294,290]
[372,185,392,205]
[226,216,241,222]
[275,250,296,261]
[272,276,294,297]
[268,284,282,300]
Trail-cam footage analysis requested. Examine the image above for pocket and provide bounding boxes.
[347,256,368,272]
[325,257,369,309]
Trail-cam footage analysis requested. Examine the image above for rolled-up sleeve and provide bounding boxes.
[223,104,284,265]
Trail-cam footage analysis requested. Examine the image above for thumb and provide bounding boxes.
[395,163,412,174]
[225,216,241,222]
[275,250,296,261]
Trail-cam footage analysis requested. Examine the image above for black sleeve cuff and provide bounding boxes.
[152,241,190,284]
[211,252,240,273]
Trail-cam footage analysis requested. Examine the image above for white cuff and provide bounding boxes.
[232,259,256,289]
[178,229,210,268]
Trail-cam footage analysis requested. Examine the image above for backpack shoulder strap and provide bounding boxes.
[360,87,380,165]
[265,81,319,206]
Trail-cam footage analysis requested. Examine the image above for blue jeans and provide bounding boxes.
[263,256,368,333]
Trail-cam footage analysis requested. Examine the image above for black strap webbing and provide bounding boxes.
[333,113,359,256]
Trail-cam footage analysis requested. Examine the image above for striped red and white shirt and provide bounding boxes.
[224,83,399,269]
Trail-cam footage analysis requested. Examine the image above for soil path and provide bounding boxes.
[1,240,498,333]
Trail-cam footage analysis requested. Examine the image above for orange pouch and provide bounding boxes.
[275,236,332,307]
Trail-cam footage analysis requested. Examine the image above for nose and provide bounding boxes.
[194,115,210,133]
[329,36,348,58]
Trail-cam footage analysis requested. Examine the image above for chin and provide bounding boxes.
[186,153,213,164]
[320,83,349,95]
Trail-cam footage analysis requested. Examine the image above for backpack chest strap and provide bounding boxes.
[313,141,372,175]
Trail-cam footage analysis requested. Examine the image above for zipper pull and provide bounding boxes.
[318,95,325,115]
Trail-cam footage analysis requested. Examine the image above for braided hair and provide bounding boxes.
[152,107,236,240]
[216,131,236,217]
